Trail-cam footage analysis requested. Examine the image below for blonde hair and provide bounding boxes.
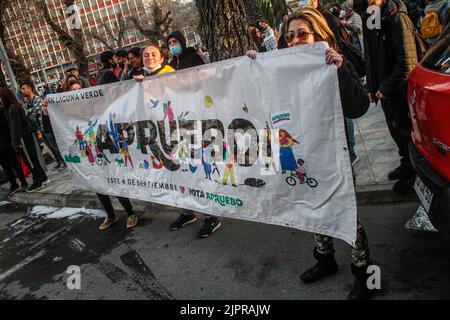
[287,8,339,52]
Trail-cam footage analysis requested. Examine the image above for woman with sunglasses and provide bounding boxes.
[247,8,372,300]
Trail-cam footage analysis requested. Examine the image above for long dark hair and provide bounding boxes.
[0,88,26,112]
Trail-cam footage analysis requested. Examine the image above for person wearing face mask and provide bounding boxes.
[247,8,372,300]
[166,31,205,71]
[165,34,222,238]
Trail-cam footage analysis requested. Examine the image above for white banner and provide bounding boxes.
[48,43,357,245]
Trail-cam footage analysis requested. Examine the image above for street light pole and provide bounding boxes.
[0,36,19,93]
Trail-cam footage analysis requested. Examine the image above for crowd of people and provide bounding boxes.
[0,0,448,300]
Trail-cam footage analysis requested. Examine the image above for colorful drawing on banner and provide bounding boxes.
[163,101,175,122]
[261,122,277,173]
[178,137,189,172]
[115,158,124,167]
[270,110,291,128]
[95,146,110,166]
[64,154,81,164]
[204,96,213,108]
[139,160,150,170]
[202,143,213,180]
[148,98,159,109]
[278,129,299,174]
[223,142,237,187]
[84,119,98,146]
[119,134,133,168]
[108,113,120,152]
[189,164,198,173]
[285,158,318,188]
[151,155,164,169]
[177,111,189,121]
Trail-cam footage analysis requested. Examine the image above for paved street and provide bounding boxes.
[1,200,449,300]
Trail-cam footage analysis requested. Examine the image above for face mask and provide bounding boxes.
[340,10,346,18]
[170,45,183,57]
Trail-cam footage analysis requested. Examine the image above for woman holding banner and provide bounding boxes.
[135,43,222,238]
[133,43,175,80]
[248,8,372,300]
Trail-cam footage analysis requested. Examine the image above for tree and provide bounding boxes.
[195,0,255,62]
[36,0,89,77]
[0,0,33,86]
[130,0,173,43]
[86,12,131,51]
[0,62,7,88]
[243,0,264,25]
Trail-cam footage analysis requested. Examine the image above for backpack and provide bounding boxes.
[420,10,443,38]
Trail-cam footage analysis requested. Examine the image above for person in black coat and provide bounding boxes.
[93,51,138,231]
[0,100,28,195]
[0,88,49,193]
[166,32,223,238]
[167,31,205,71]
[97,51,119,86]
[354,0,418,193]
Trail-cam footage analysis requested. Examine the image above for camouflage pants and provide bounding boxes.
[314,219,370,267]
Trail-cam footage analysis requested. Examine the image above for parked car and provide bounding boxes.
[408,25,450,237]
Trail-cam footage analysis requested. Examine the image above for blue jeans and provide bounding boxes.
[345,118,356,150]
[42,132,64,163]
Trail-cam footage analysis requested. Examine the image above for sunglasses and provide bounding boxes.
[286,30,315,43]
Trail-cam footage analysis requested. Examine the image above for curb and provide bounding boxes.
[0,182,418,212]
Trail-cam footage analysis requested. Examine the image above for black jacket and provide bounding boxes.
[97,67,119,86]
[167,31,205,71]
[5,104,30,148]
[338,58,370,119]
[362,0,418,97]
[0,109,12,151]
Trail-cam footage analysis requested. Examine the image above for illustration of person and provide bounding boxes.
[107,113,120,152]
[212,161,220,178]
[120,138,133,168]
[85,143,95,164]
[261,121,277,173]
[202,143,212,180]
[178,137,189,172]
[75,126,85,154]
[162,101,175,122]
[278,129,300,174]
[223,142,237,187]
[296,158,307,182]
[84,119,98,146]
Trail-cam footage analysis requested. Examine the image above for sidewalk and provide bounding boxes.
[0,103,417,210]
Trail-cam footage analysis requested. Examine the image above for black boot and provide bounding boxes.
[347,264,374,300]
[300,248,338,283]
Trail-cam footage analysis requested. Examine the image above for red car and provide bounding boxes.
[408,26,450,237]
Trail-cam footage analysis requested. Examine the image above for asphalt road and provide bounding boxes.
[0,200,449,300]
